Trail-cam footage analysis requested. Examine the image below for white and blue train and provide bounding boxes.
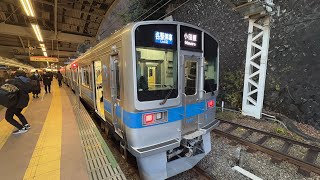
[62,20,219,180]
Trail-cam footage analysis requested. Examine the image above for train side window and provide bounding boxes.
[81,66,92,89]
[204,33,218,94]
[115,61,121,100]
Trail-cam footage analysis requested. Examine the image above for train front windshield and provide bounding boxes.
[135,24,178,102]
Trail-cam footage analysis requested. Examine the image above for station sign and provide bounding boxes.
[30,56,59,62]
[155,31,173,45]
[180,26,202,52]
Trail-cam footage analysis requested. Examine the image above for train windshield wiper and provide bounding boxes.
[159,86,174,105]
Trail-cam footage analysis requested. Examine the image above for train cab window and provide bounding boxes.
[135,24,178,102]
[136,48,178,101]
[204,33,218,94]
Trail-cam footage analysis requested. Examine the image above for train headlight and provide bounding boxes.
[156,112,162,120]
[207,100,215,109]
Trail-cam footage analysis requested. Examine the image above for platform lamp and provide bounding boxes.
[20,0,48,58]
[20,0,35,17]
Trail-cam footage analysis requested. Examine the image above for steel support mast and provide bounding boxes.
[242,16,270,119]
[229,0,275,119]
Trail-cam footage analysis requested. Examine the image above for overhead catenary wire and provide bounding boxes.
[141,0,174,21]
[99,0,192,42]
[100,0,175,39]
[157,0,191,20]
[133,0,166,22]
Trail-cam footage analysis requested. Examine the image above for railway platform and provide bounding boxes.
[0,82,126,180]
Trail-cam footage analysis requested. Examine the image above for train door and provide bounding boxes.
[93,61,104,118]
[147,66,156,89]
[181,51,203,136]
[110,54,123,137]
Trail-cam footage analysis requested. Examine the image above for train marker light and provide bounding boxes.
[207,100,215,108]
[156,112,162,120]
[143,114,155,125]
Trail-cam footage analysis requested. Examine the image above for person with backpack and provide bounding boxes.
[42,70,52,93]
[57,71,63,87]
[4,70,32,134]
[30,70,42,98]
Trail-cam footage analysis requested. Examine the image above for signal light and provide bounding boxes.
[72,63,78,68]
[143,113,155,125]
[207,100,215,108]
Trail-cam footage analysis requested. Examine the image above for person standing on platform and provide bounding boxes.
[42,70,52,93]
[57,71,63,87]
[30,70,42,98]
[5,70,32,134]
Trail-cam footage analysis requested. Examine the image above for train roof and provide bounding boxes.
[67,20,218,68]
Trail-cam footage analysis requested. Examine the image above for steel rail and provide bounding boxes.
[213,118,320,176]
[217,119,320,150]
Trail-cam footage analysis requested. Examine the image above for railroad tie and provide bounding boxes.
[271,141,292,164]
[225,125,237,133]
[297,149,319,177]
[241,130,253,139]
[256,135,269,145]
[215,118,320,176]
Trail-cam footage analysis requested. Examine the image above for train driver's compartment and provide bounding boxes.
[129,22,219,153]
[128,22,220,179]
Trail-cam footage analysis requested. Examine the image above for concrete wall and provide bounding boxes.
[171,0,320,128]
[97,0,129,40]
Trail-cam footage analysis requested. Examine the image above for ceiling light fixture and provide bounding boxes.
[20,0,35,17]
[31,24,43,42]
[40,43,46,52]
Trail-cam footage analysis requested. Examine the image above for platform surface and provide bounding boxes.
[0,81,125,180]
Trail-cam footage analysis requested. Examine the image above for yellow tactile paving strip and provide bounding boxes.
[24,84,62,180]
[0,97,30,150]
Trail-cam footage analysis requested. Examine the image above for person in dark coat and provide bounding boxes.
[42,70,52,93]
[138,76,149,91]
[57,71,63,87]
[30,70,42,98]
[5,70,32,134]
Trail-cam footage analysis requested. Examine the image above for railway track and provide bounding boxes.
[213,118,320,176]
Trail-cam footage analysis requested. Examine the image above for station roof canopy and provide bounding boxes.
[0,0,117,67]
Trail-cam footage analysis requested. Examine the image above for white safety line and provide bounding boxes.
[232,166,263,180]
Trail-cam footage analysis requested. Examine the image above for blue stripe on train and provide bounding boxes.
[103,98,215,129]
[104,100,112,113]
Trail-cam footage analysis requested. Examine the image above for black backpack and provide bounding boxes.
[30,80,39,91]
[0,83,19,108]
